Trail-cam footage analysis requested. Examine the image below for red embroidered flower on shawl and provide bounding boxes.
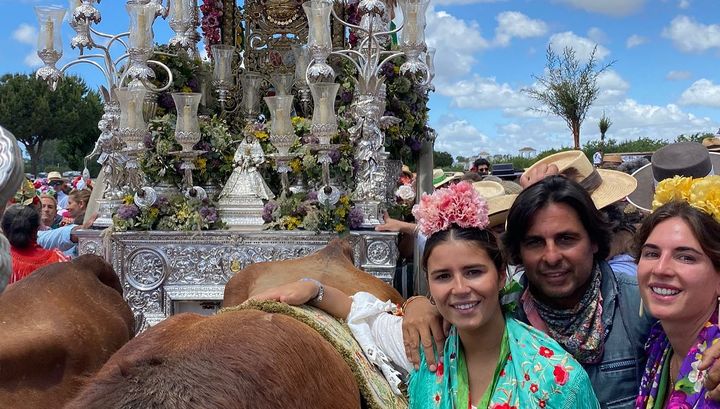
[553,365,569,385]
[538,346,554,358]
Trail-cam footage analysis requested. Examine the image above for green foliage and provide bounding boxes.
[523,46,613,149]
[0,73,102,175]
[433,150,454,168]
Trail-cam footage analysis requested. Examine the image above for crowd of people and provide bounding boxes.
[1,171,95,285]
[256,141,720,408]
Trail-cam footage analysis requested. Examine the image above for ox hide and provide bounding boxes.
[223,238,404,307]
[65,238,405,409]
[65,309,363,409]
[0,255,134,409]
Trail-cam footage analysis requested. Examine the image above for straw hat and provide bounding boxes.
[472,180,518,228]
[401,165,412,176]
[523,150,637,210]
[47,171,64,182]
[432,169,460,188]
[628,142,720,212]
[702,136,720,152]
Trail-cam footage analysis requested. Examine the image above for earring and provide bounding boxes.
[429,296,435,306]
[639,298,644,318]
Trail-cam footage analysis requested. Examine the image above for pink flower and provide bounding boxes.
[412,181,489,237]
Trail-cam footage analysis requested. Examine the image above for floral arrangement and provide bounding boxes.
[652,175,720,222]
[412,181,490,237]
[150,45,213,117]
[262,191,364,233]
[387,169,415,221]
[113,193,224,232]
[140,114,241,188]
[199,0,224,58]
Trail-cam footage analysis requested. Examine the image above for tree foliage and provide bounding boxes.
[598,112,612,145]
[433,150,454,168]
[0,73,102,175]
[523,46,613,150]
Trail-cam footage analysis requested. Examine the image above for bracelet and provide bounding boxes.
[401,295,427,314]
[300,278,324,304]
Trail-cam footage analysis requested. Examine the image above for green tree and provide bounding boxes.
[598,112,612,146]
[0,73,102,175]
[674,132,715,144]
[433,150,454,168]
[523,45,613,150]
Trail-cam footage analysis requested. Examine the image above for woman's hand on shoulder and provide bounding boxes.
[249,280,319,305]
[402,296,447,371]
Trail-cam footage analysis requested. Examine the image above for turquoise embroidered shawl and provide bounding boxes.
[408,317,600,409]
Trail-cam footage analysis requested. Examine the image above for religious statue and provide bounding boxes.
[217,126,274,230]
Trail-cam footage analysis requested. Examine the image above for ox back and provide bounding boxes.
[65,309,363,409]
[0,255,134,409]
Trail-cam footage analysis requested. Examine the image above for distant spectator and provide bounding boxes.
[64,189,91,226]
[39,194,61,229]
[592,150,603,167]
[48,171,71,210]
[471,158,491,175]
[2,204,68,284]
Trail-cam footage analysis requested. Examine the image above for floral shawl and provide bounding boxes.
[408,317,600,409]
[635,313,720,409]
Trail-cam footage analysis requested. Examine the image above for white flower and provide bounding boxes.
[688,360,706,392]
[396,185,415,202]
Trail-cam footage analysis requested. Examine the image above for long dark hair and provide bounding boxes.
[422,225,505,275]
[1,204,41,249]
[502,175,611,265]
[633,201,720,270]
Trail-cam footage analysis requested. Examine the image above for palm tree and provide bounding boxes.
[598,112,612,147]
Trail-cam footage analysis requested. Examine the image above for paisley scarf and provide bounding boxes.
[635,311,720,409]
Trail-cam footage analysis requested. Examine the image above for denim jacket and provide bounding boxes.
[510,260,655,409]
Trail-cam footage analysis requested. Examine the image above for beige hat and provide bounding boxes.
[702,136,720,152]
[432,169,458,188]
[523,150,637,210]
[401,165,412,176]
[473,181,518,228]
[47,171,64,182]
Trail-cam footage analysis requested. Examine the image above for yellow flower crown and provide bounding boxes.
[652,175,720,223]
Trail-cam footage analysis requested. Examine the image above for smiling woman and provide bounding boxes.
[633,176,720,409]
[252,181,600,408]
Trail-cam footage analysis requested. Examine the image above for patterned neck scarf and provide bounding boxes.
[635,312,720,409]
[525,264,607,364]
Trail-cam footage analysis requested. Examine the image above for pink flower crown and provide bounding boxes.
[411,181,490,237]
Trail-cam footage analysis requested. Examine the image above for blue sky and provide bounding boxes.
[2,0,719,159]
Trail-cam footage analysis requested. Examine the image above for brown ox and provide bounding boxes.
[0,254,134,409]
[66,239,404,409]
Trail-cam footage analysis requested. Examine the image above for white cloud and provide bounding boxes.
[431,0,506,6]
[553,0,645,17]
[678,0,690,9]
[12,24,37,45]
[439,75,531,110]
[434,119,490,155]
[662,15,720,53]
[493,11,548,47]
[549,32,611,62]
[12,24,42,68]
[626,34,646,48]
[425,8,489,84]
[587,28,608,44]
[595,70,630,104]
[666,70,692,80]
[678,79,720,107]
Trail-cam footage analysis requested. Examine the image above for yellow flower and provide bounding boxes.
[339,195,350,206]
[195,157,207,172]
[149,208,160,218]
[290,158,302,173]
[689,176,720,222]
[335,223,346,233]
[652,176,693,210]
[283,216,302,230]
[336,208,347,218]
[254,131,269,141]
[393,65,400,74]
[291,116,302,126]
[181,86,193,93]
[123,194,134,205]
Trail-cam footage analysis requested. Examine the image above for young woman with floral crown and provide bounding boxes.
[634,175,720,408]
[252,181,599,408]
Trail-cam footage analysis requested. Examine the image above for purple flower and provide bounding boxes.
[199,206,218,223]
[144,133,154,148]
[349,206,364,229]
[341,91,353,104]
[667,392,691,409]
[187,78,200,93]
[117,204,139,220]
[305,191,318,201]
[262,201,278,223]
[158,92,175,110]
[291,204,307,218]
[408,138,422,152]
[328,149,341,164]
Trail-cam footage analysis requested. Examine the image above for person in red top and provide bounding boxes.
[1,204,68,284]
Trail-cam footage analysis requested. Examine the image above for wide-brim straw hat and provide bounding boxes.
[47,171,64,182]
[473,180,518,228]
[628,142,720,212]
[523,150,637,210]
[702,136,720,152]
[433,169,461,188]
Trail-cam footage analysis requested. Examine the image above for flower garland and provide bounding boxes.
[652,175,720,222]
[199,0,224,58]
[150,45,212,117]
[113,194,224,232]
[262,191,363,233]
